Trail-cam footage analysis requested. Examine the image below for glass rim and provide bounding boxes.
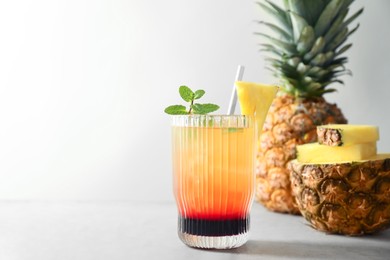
[171,114,254,128]
[170,114,254,118]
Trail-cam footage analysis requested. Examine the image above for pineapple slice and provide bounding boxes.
[297,142,377,164]
[235,81,278,138]
[317,124,379,146]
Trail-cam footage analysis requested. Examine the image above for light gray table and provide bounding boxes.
[0,200,388,260]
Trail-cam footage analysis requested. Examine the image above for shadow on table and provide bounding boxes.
[229,234,390,259]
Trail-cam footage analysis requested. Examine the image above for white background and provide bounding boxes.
[0,0,389,202]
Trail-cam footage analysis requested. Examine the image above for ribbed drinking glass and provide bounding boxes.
[171,115,256,249]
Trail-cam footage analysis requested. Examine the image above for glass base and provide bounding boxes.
[178,231,249,249]
[177,216,250,249]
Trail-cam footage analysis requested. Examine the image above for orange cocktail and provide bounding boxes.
[171,115,256,249]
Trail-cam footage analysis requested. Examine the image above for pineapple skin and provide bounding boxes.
[256,94,347,214]
[317,127,344,146]
[290,158,390,235]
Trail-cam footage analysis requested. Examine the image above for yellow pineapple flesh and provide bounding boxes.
[235,81,278,138]
[297,142,377,164]
[317,124,379,147]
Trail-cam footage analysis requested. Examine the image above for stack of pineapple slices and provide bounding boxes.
[297,124,381,163]
[290,124,390,235]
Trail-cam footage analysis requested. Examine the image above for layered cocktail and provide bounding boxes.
[172,115,255,248]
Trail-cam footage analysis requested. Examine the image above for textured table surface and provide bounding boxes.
[0,200,389,260]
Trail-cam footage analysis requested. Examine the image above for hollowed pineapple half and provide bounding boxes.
[290,124,390,235]
[290,155,390,235]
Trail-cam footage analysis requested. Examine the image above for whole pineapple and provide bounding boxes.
[255,0,363,214]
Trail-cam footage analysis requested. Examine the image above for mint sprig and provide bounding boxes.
[164,86,220,115]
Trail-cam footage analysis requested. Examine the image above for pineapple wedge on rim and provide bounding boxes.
[317,124,379,147]
[235,81,278,138]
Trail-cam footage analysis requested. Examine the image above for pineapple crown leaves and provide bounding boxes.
[256,0,363,98]
[164,86,220,115]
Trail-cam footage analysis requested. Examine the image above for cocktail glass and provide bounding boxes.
[171,115,256,249]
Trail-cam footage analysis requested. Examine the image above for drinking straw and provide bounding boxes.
[227,65,245,115]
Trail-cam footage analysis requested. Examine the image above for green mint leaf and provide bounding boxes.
[194,89,205,100]
[191,103,220,114]
[165,85,220,115]
[164,105,188,115]
[227,128,244,133]
[179,85,194,102]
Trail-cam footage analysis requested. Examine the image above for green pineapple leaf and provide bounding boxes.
[323,8,348,44]
[342,8,364,29]
[258,0,362,98]
[297,26,315,53]
[334,43,352,58]
[259,44,284,57]
[304,37,325,61]
[288,0,329,26]
[255,32,297,55]
[288,10,308,42]
[325,27,348,51]
[258,1,292,34]
[258,21,291,41]
[314,0,344,37]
